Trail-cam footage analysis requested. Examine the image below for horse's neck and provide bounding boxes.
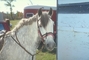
[20,22,38,42]
[6,15,41,54]
[11,22,40,54]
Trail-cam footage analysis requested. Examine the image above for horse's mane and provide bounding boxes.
[11,14,38,33]
[6,11,50,35]
[6,14,38,35]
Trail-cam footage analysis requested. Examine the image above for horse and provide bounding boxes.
[0,8,56,60]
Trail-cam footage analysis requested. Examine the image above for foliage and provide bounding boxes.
[16,11,23,19]
[1,0,15,7]
[1,0,16,20]
[2,11,23,20]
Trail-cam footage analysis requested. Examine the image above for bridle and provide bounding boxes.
[37,17,54,43]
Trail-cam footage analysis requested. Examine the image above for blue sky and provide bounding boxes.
[0,0,57,13]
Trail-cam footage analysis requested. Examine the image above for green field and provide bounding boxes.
[10,20,56,60]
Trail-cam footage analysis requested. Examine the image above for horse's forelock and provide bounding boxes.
[40,12,50,28]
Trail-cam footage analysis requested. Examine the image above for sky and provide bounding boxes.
[0,0,57,13]
[58,0,89,4]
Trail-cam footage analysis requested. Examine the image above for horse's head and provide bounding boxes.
[37,8,56,51]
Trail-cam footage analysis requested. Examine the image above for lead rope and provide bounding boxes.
[11,31,44,60]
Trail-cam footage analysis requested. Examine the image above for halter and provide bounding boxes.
[37,17,54,43]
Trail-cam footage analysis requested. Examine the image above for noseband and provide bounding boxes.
[37,18,54,43]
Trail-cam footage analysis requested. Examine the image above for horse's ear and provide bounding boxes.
[48,8,53,16]
[38,8,42,16]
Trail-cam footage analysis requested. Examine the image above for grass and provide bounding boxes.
[10,20,19,30]
[36,48,56,60]
[36,52,56,60]
[10,20,56,60]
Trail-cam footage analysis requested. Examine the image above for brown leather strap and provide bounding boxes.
[11,31,44,60]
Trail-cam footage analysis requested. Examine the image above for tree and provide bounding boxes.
[16,11,23,19]
[1,0,16,20]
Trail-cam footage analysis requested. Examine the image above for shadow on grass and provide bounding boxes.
[38,46,56,54]
[38,41,57,54]
[41,47,57,54]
